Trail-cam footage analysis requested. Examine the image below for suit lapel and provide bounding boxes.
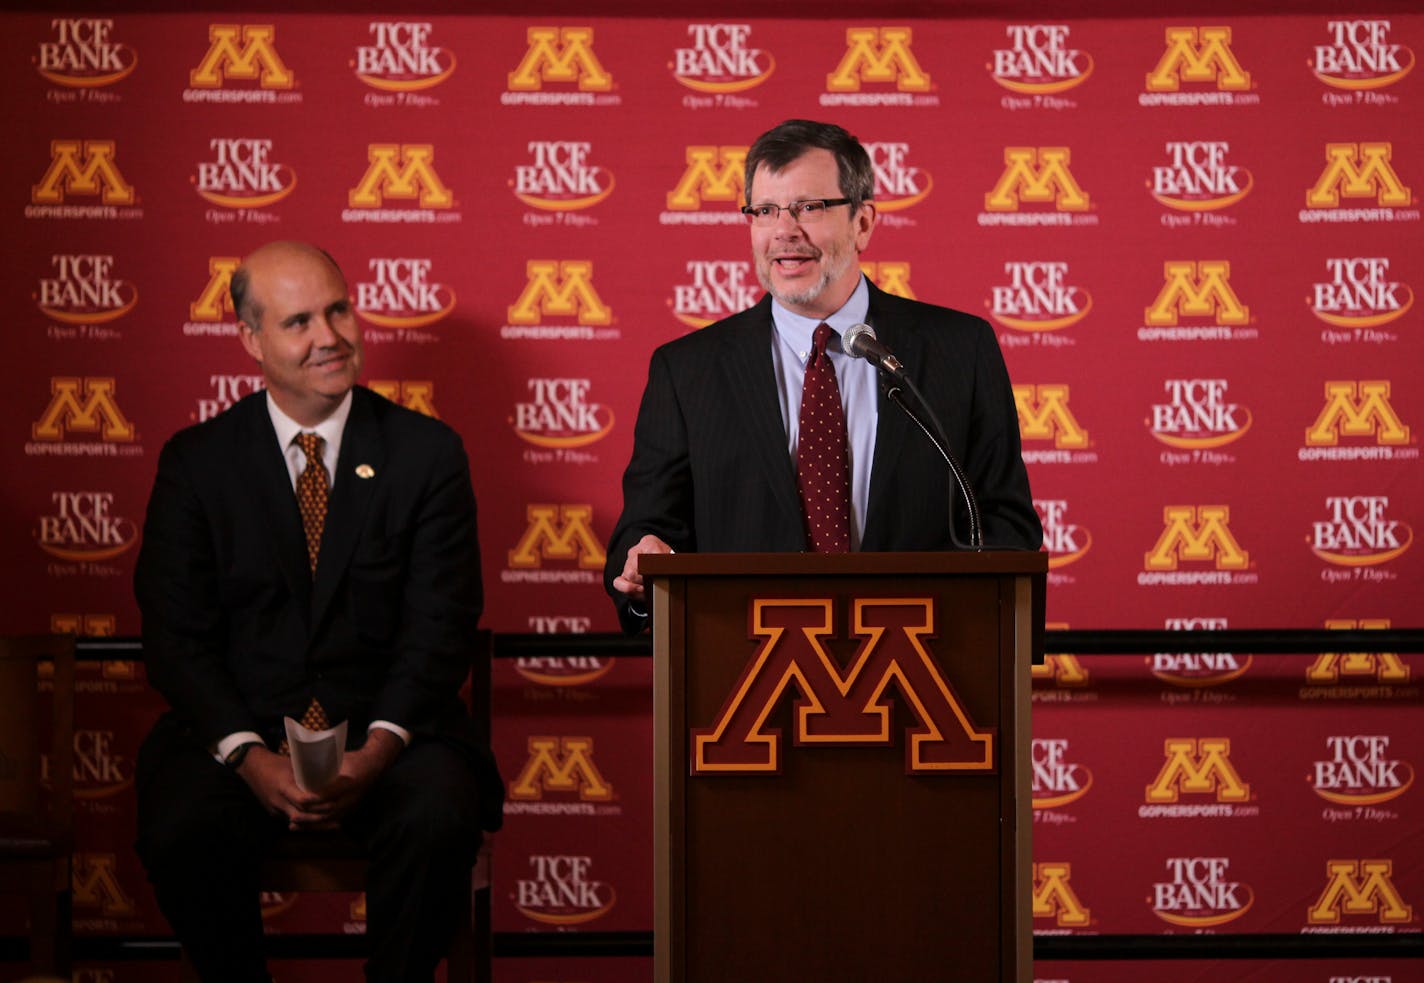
[722,299,803,531]
[862,285,925,549]
[238,397,311,612]
[310,388,383,634]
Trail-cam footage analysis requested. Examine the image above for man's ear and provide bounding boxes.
[237,321,263,363]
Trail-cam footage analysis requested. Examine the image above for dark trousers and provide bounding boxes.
[135,716,484,983]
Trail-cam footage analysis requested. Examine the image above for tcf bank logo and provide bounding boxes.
[36,491,139,565]
[36,255,137,339]
[1141,27,1258,107]
[1301,381,1416,463]
[1152,858,1253,927]
[344,144,458,223]
[1139,260,1258,343]
[860,262,914,300]
[1312,736,1414,808]
[353,22,455,98]
[822,27,938,108]
[503,27,618,106]
[195,374,264,422]
[661,145,747,226]
[980,147,1096,228]
[1140,506,1257,587]
[691,598,994,776]
[69,729,133,799]
[1013,384,1097,465]
[1141,738,1259,818]
[1152,617,1250,690]
[989,261,1089,347]
[504,505,606,585]
[514,855,616,925]
[1310,496,1412,572]
[27,140,142,222]
[29,378,141,460]
[990,25,1093,104]
[511,141,614,218]
[670,260,760,328]
[193,138,296,212]
[1302,143,1417,226]
[1312,258,1412,340]
[1033,863,1092,930]
[185,257,240,338]
[1032,738,1092,813]
[866,142,931,224]
[1148,379,1251,465]
[1151,142,1252,222]
[1035,500,1091,574]
[671,24,773,106]
[510,378,614,465]
[36,18,137,91]
[515,655,614,686]
[355,258,455,333]
[506,736,617,810]
[1313,21,1415,97]
[1307,860,1415,929]
[185,24,299,104]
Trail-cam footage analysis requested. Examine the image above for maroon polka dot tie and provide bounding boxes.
[294,432,328,575]
[796,323,851,553]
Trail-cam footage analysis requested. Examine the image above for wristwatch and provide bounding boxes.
[224,740,263,770]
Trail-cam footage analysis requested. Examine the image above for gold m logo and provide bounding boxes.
[1307,619,1409,684]
[826,27,931,92]
[1308,860,1413,924]
[189,25,294,89]
[692,598,994,775]
[32,378,135,442]
[1145,26,1251,92]
[507,260,611,325]
[1146,738,1251,803]
[666,146,747,210]
[50,614,117,637]
[508,504,605,569]
[1032,862,1091,927]
[508,27,611,91]
[32,140,134,205]
[1032,654,1091,687]
[508,736,614,801]
[190,257,240,321]
[1306,381,1410,446]
[348,145,454,209]
[984,148,1089,212]
[860,262,915,299]
[1013,384,1089,449]
[72,854,136,916]
[1144,261,1249,326]
[1145,506,1249,571]
[1306,143,1412,209]
[369,381,439,418]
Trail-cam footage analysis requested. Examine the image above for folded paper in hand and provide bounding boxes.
[283,716,346,792]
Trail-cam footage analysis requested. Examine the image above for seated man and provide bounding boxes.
[133,240,502,982]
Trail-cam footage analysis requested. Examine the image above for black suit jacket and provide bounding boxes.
[604,282,1041,632]
[135,386,501,824]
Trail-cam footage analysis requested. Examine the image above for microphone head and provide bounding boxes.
[842,322,877,361]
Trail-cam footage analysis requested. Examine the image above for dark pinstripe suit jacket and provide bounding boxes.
[604,282,1041,633]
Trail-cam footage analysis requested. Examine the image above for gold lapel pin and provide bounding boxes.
[355,464,375,479]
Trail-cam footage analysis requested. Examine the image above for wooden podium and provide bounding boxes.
[643,551,1046,983]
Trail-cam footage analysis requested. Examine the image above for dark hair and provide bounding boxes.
[229,265,260,328]
[744,119,874,206]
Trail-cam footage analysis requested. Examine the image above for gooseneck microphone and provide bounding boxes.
[840,323,984,550]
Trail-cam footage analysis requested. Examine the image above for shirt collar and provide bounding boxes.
[770,275,871,362]
[266,389,353,451]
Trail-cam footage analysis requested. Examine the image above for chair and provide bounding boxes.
[0,633,77,979]
[178,630,494,982]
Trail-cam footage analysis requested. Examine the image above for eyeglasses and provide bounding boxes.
[740,198,854,226]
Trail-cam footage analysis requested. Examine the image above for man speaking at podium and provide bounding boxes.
[133,241,501,982]
[605,119,1040,633]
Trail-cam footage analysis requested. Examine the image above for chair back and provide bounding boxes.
[0,634,76,837]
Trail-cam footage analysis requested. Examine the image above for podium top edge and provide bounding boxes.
[638,550,1048,577]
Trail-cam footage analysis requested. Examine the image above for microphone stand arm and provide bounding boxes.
[883,377,984,551]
